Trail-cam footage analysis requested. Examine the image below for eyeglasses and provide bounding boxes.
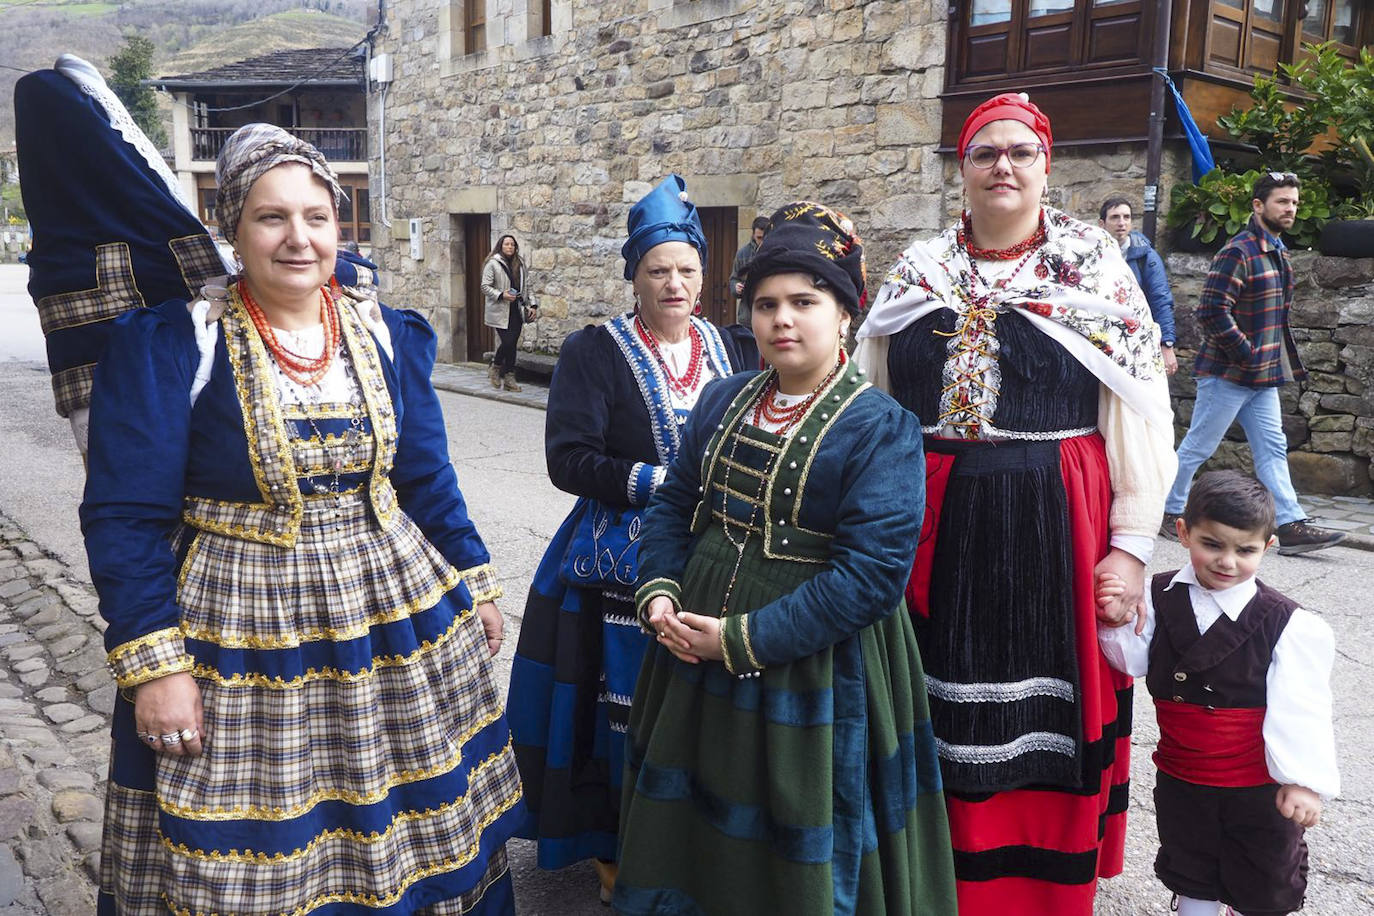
[964,143,1045,169]
[1267,171,1299,181]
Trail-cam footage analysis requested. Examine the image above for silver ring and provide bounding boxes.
[144,735,158,744]
[161,733,182,744]
[179,727,198,741]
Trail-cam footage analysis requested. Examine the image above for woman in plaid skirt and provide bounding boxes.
[81,124,523,914]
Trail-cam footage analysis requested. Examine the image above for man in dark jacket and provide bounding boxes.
[729,216,769,324]
[1100,197,1178,374]
[1160,173,1344,555]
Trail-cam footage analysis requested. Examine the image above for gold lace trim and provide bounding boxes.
[934,305,1000,437]
[107,626,184,661]
[741,615,762,670]
[181,566,460,649]
[165,761,518,916]
[115,657,195,689]
[158,747,517,864]
[190,608,471,689]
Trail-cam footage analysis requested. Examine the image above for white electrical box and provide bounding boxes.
[369,53,393,85]
[409,218,424,260]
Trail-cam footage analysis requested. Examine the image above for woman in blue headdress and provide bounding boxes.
[506,175,745,900]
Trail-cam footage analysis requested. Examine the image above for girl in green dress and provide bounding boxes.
[615,203,958,915]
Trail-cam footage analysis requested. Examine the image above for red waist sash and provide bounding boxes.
[1152,701,1273,787]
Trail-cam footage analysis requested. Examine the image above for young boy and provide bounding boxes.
[1096,470,1339,916]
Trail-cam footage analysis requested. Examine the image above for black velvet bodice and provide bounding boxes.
[888,309,1098,436]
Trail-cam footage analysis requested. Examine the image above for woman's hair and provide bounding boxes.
[1182,470,1277,538]
[490,234,522,271]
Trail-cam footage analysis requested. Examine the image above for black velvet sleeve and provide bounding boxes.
[544,324,659,508]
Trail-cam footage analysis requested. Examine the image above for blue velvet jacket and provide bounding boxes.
[80,297,495,676]
[635,364,926,669]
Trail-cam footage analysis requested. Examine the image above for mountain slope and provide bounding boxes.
[1,1,369,149]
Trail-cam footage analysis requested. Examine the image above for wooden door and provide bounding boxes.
[463,214,493,362]
[697,206,738,328]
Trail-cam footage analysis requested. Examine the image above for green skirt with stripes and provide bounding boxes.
[614,528,957,915]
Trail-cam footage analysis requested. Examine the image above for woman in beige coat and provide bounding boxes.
[482,234,531,391]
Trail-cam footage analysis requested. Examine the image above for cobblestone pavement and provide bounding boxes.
[0,517,107,914]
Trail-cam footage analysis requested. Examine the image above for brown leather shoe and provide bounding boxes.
[487,364,501,388]
[1276,519,1345,556]
[501,373,523,392]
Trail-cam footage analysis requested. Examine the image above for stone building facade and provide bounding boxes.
[367,0,1194,363]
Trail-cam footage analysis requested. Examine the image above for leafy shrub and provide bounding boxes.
[1168,168,1333,249]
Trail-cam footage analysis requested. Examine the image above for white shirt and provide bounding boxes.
[1097,563,1340,798]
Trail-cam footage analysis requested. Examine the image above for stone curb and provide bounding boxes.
[1335,531,1374,552]
[0,515,106,913]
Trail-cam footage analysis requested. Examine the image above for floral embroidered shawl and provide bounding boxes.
[855,207,1170,431]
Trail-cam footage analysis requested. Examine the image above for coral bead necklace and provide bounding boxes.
[240,282,341,387]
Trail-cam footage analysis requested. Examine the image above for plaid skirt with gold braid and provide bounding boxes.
[97,493,523,915]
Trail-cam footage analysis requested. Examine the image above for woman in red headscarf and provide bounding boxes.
[855,94,1175,914]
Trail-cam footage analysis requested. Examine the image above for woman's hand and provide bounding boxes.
[658,610,724,664]
[134,671,204,757]
[476,601,504,657]
[503,289,518,301]
[1093,547,1147,634]
[646,596,698,664]
[646,597,724,664]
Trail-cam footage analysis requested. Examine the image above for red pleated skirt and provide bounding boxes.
[910,433,1133,916]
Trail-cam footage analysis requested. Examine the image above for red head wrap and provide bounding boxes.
[957,92,1054,174]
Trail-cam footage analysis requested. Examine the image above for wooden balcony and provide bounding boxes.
[190,126,368,162]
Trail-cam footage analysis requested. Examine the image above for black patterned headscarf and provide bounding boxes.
[743,202,867,315]
[214,123,345,243]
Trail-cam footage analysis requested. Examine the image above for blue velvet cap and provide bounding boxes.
[620,175,708,280]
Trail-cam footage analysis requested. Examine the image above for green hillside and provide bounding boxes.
[160,10,367,76]
[0,0,368,148]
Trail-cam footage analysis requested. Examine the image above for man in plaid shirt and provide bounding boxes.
[1161,172,1345,555]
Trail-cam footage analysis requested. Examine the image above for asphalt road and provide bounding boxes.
[1,263,1370,913]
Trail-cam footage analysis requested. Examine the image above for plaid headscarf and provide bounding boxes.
[215,123,345,243]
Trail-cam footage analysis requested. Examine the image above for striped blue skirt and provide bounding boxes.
[506,503,650,869]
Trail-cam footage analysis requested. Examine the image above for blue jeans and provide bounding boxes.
[1165,376,1303,525]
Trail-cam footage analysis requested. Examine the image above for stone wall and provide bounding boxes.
[372,0,963,360]
[1165,251,1374,497]
[373,0,1204,362]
